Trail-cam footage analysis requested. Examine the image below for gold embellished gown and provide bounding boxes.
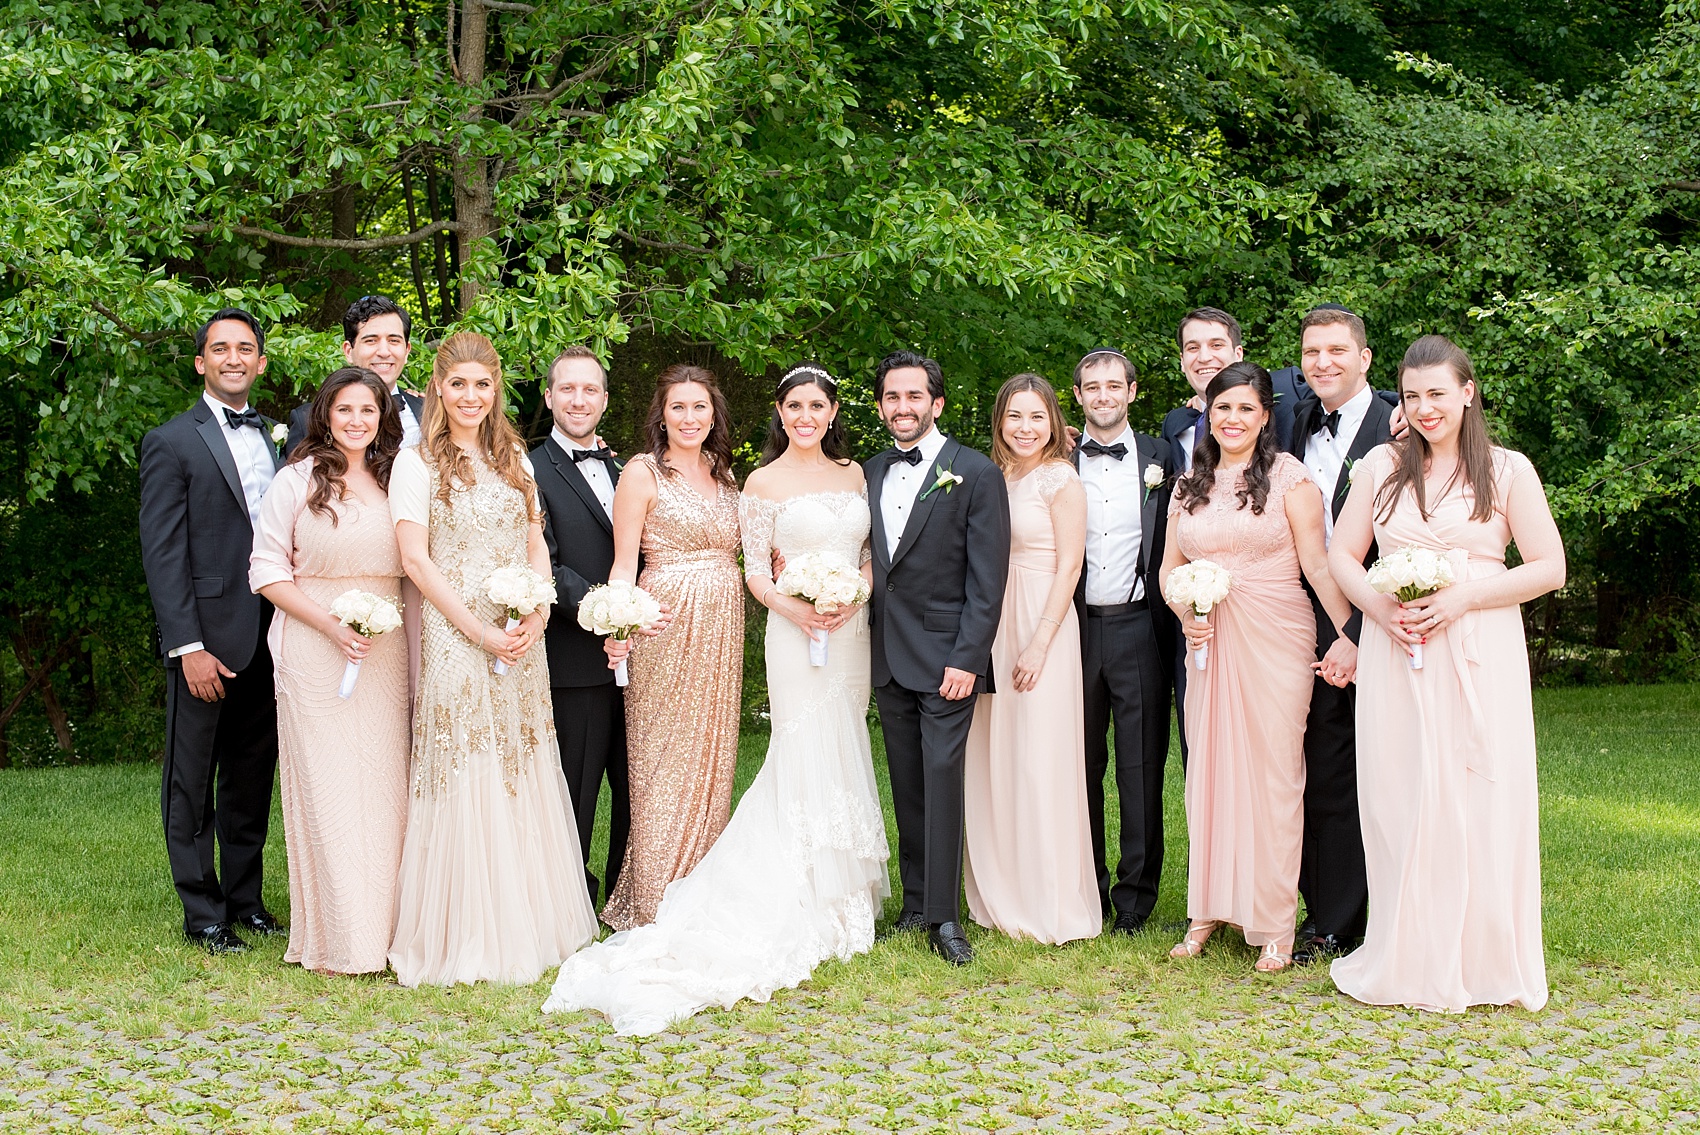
[600,455,744,931]
[386,447,598,986]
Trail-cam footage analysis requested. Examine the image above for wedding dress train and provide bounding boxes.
[543,490,889,1035]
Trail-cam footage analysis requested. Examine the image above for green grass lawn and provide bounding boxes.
[0,684,1696,1132]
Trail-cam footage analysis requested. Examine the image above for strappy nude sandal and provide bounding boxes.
[1255,942,1293,973]
[1168,920,1218,959]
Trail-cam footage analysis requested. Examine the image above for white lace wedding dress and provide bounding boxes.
[543,490,890,1036]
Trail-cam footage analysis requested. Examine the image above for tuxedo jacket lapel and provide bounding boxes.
[1134,433,1163,575]
[544,437,614,535]
[1288,397,1320,459]
[866,451,893,569]
[265,416,284,470]
[890,439,960,572]
[1333,395,1392,519]
[194,406,249,521]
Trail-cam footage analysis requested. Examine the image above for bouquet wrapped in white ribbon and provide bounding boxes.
[328,590,404,698]
[775,553,872,666]
[1366,545,1456,670]
[576,580,663,687]
[1163,559,1233,670]
[485,565,557,676]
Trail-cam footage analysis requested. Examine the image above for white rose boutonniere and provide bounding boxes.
[1142,462,1164,503]
[918,462,965,501]
[270,422,288,447]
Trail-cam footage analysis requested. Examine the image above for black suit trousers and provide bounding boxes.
[1082,606,1170,922]
[1298,596,1369,941]
[161,628,278,933]
[875,679,976,924]
[550,683,630,905]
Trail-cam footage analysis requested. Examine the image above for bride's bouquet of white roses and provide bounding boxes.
[1163,559,1233,671]
[577,580,663,687]
[1366,545,1456,670]
[328,590,404,698]
[485,565,557,676]
[775,553,871,666]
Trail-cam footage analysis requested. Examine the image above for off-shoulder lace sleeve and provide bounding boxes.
[740,493,780,582]
[1034,460,1078,505]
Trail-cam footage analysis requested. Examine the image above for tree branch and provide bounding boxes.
[90,301,174,343]
[185,219,461,250]
[1665,181,1700,193]
[479,0,536,10]
[0,636,77,733]
[615,229,713,254]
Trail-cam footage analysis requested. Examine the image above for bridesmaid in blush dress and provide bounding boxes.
[1159,362,1358,973]
[250,368,408,975]
[388,333,597,986]
[599,365,745,932]
[1328,336,1565,1013]
[963,374,1100,945]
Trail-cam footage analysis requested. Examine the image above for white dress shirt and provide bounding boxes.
[553,426,614,518]
[1301,384,1373,546]
[1177,412,1204,473]
[1079,424,1146,605]
[395,393,422,448]
[174,392,277,659]
[880,426,948,556]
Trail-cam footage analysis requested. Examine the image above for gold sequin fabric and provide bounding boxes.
[412,454,552,798]
[600,456,744,931]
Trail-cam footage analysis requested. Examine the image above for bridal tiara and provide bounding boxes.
[779,365,838,391]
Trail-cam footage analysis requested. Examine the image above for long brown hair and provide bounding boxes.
[1374,335,1498,524]
[1175,362,1280,515]
[288,367,402,525]
[991,373,1071,472]
[420,331,537,518]
[644,364,736,486]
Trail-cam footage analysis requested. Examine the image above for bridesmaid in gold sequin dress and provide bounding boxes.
[600,365,744,932]
[387,333,597,986]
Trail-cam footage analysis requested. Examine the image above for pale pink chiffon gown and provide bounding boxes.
[1331,446,1548,1012]
[1172,453,1317,953]
[964,462,1100,945]
[250,460,409,974]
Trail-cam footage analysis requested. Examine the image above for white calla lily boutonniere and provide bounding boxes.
[918,462,965,501]
[1142,462,1164,503]
[270,422,288,447]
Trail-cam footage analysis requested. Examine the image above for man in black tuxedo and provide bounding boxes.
[531,346,629,906]
[866,351,1010,965]
[1286,304,1386,964]
[285,295,423,455]
[1069,349,1172,936]
[138,308,284,954]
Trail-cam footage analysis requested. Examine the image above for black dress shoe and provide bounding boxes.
[1111,910,1148,937]
[1296,918,1317,942]
[928,921,974,966]
[185,924,250,955]
[235,910,284,937]
[888,910,927,934]
[1292,934,1351,965]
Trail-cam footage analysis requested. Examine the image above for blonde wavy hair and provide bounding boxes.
[420,332,536,519]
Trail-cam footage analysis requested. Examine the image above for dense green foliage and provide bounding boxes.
[1,0,1695,762]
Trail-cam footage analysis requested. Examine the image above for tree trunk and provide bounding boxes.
[317,180,361,330]
[453,0,496,312]
[402,167,434,324]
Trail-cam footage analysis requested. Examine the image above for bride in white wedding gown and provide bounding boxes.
[543,365,889,1036]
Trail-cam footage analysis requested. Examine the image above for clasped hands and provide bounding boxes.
[475,610,546,666]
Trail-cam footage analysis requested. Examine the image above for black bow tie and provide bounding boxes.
[1079,438,1128,461]
[392,391,410,414]
[571,446,614,464]
[222,407,263,432]
[890,447,925,466]
[1312,409,1342,437]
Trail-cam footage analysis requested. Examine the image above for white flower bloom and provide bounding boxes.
[270,422,288,445]
[1367,545,1456,602]
[1163,558,1232,615]
[329,589,402,636]
[777,553,870,613]
[486,565,557,619]
[577,580,661,638]
[1143,463,1164,489]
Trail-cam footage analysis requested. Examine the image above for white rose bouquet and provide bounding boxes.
[327,590,404,698]
[576,580,663,687]
[1163,559,1233,671]
[775,553,872,666]
[485,565,557,676]
[1366,545,1456,670]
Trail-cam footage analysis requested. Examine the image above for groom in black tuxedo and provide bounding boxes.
[866,351,1010,965]
[532,346,630,906]
[138,309,284,954]
[1286,304,1388,964]
[1069,349,1172,935]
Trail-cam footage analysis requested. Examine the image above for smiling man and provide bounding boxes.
[139,308,285,955]
[285,296,423,455]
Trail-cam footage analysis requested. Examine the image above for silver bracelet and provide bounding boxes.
[760,583,777,607]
